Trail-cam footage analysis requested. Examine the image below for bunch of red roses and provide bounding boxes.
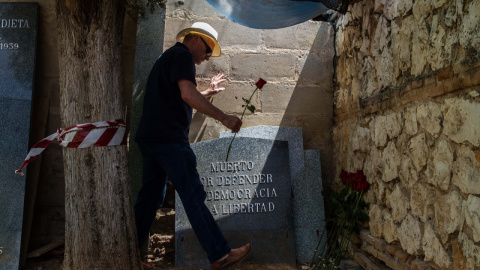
[340,170,370,193]
[311,169,370,270]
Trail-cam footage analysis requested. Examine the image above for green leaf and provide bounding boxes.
[242,97,250,104]
[247,105,256,113]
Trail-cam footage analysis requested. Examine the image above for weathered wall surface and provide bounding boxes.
[163,0,335,183]
[333,0,480,269]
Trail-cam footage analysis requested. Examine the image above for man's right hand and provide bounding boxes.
[221,115,242,133]
[178,79,242,133]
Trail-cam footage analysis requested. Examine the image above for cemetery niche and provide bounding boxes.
[0,2,39,270]
[175,126,326,268]
[175,137,295,268]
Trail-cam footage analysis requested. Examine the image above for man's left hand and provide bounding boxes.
[202,73,226,97]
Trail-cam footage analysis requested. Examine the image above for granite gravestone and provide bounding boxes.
[221,126,327,262]
[0,3,38,269]
[175,137,295,268]
[129,8,165,203]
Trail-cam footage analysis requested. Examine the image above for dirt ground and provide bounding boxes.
[24,207,361,270]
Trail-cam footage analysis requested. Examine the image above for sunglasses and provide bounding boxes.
[199,37,212,57]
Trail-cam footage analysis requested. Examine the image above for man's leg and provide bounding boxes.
[149,142,231,263]
[134,143,168,256]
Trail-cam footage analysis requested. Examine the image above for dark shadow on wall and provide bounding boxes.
[278,22,335,187]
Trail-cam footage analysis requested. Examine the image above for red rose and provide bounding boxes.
[340,169,370,192]
[256,78,267,89]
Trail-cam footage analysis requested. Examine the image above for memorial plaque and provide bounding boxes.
[175,137,295,268]
[221,126,327,262]
[0,3,38,269]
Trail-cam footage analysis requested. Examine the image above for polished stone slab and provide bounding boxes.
[129,7,165,203]
[221,126,326,262]
[298,149,327,262]
[175,137,295,268]
[0,2,39,270]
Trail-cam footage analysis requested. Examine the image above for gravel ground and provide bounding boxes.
[24,208,361,270]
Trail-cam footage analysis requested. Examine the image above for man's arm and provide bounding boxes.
[178,79,242,132]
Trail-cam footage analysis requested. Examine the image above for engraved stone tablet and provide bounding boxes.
[221,126,327,262]
[0,3,38,269]
[175,137,295,268]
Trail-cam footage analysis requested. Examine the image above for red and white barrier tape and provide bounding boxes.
[15,119,127,176]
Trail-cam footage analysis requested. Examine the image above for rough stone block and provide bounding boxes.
[452,146,480,194]
[424,138,453,190]
[399,155,419,189]
[410,259,434,270]
[165,0,222,18]
[463,195,480,242]
[163,18,190,49]
[410,183,435,222]
[434,190,461,243]
[457,232,480,270]
[217,20,262,49]
[452,240,467,270]
[394,249,410,263]
[444,98,480,147]
[388,185,409,223]
[438,66,453,81]
[382,212,398,243]
[361,230,377,246]
[423,222,452,268]
[231,54,296,81]
[210,81,261,115]
[385,244,400,255]
[364,244,379,259]
[369,205,384,238]
[408,133,428,172]
[298,53,334,86]
[398,214,423,255]
[195,56,230,78]
[375,249,410,270]
[417,102,442,138]
[382,141,401,182]
[262,85,332,115]
[355,251,383,270]
[411,79,424,89]
[263,21,332,52]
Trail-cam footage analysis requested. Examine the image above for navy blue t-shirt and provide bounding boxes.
[135,42,196,143]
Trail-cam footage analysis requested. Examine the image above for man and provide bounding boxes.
[134,22,251,270]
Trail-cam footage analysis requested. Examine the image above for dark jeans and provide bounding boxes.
[134,142,230,263]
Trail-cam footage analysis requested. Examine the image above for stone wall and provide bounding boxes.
[332,0,480,269]
[163,0,336,183]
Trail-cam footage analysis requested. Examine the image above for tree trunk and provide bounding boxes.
[56,1,141,269]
